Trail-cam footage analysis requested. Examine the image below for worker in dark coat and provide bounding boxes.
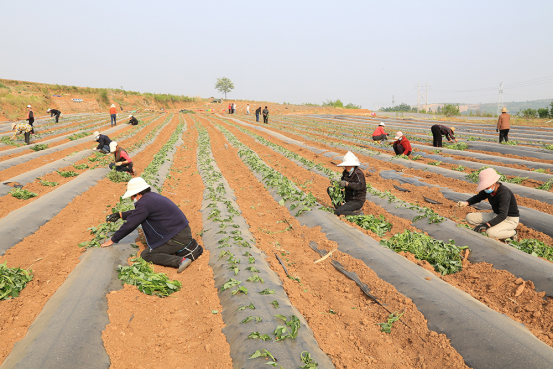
[102,177,203,272]
[262,106,269,123]
[128,115,139,125]
[326,151,366,216]
[497,107,510,143]
[47,108,62,123]
[93,131,112,153]
[431,124,457,147]
[457,168,519,241]
[26,105,35,134]
[255,107,262,122]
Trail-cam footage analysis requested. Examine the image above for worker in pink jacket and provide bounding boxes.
[372,122,388,143]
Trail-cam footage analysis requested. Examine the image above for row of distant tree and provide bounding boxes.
[380,102,553,118]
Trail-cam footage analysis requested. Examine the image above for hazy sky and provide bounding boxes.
[1,0,552,109]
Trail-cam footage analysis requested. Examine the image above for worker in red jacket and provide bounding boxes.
[392,131,412,156]
[372,122,388,143]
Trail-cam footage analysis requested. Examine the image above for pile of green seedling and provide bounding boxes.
[0,262,33,300]
[381,230,467,275]
[533,168,547,173]
[411,154,422,160]
[544,144,553,150]
[1,136,23,147]
[328,181,345,206]
[30,143,48,151]
[537,178,553,191]
[453,165,466,171]
[67,132,90,141]
[344,214,393,237]
[428,161,442,166]
[508,238,553,262]
[117,254,182,297]
[37,178,58,187]
[107,169,133,183]
[9,188,38,200]
[376,311,404,333]
[444,142,468,150]
[214,123,316,216]
[73,163,89,170]
[78,197,134,248]
[466,166,528,185]
[57,170,79,177]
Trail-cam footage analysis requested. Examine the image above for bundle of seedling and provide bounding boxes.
[10,188,38,200]
[30,143,49,151]
[0,262,33,300]
[117,255,182,297]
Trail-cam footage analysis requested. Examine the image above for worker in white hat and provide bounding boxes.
[47,108,62,123]
[326,151,366,216]
[497,107,511,143]
[457,167,520,240]
[108,141,135,175]
[92,131,112,153]
[102,177,203,273]
[128,115,138,125]
[371,122,388,143]
[109,104,117,126]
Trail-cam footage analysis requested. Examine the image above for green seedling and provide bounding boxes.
[345,214,392,237]
[509,238,553,261]
[241,316,262,324]
[237,302,256,311]
[271,300,279,308]
[249,349,282,368]
[247,332,272,341]
[537,178,553,191]
[0,262,33,300]
[73,163,89,170]
[9,188,38,200]
[116,256,181,298]
[221,278,241,291]
[30,143,49,151]
[248,256,255,264]
[258,289,275,295]
[245,267,260,272]
[38,178,58,187]
[453,165,466,171]
[274,314,300,341]
[300,351,318,369]
[411,154,422,160]
[376,311,405,333]
[231,286,249,295]
[57,170,79,177]
[246,275,265,283]
[428,161,442,166]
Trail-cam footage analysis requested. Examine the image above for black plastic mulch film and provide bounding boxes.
[194,119,334,369]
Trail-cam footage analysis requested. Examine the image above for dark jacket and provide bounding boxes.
[255,107,262,115]
[262,108,269,116]
[111,192,189,249]
[497,113,510,130]
[341,167,366,203]
[467,182,519,227]
[129,117,139,125]
[96,134,112,150]
[50,109,61,116]
[438,125,455,141]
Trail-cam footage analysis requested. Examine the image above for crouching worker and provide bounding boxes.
[392,131,412,156]
[372,122,388,143]
[10,122,33,145]
[457,168,519,240]
[128,115,138,125]
[93,131,112,153]
[326,151,366,216]
[109,141,135,175]
[101,177,203,272]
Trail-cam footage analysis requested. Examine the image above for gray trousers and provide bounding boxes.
[466,212,519,239]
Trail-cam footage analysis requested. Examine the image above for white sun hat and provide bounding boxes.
[337,151,361,167]
[93,131,100,137]
[109,141,118,153]
[47,108,51,112]
[379,122,385,126]
[128,115,133,118]
[110,104,116,108]
[394,131,403,140]
[26,105,32,108]
[476,168,501,192]
[122,177,151,199]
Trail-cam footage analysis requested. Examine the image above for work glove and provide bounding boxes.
[106,213,121,223]
[456,201,468,207]
[496,129,499,132]
[339,181,347,188]
[473,223,489,233]
[115,161,123,166]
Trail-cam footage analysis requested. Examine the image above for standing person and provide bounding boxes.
[93,131,112,153]
[101,177,203,272]
[10,122,33,145]
[262,106,269,124]
[326,151,366,216]
[108,141,135,175]
[430,124,457,147]
[109,104,117,126]
[255,106,262,122]
[457,168,519,241]
[26,105,35,134]
[391,131,412,156]
[47,108,62,123]
[246,104,250,115]
[128,115,139,125]
[228,103,232,114]
[372,122,388,143]
[232,102,237,114]
[497,107,510,143]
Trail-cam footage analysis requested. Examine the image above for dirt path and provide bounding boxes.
[200,115,468,369]
[102,115,233,368]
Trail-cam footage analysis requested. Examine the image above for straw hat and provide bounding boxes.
[11,123,16,130]
[501,107,507,113]
[476,168,501,192]
[109,141,118,153]
[93,131,100,137]
[394,131,403,140]
[337,151,361,167]
[450,127,456,132]
[122,177,150,199]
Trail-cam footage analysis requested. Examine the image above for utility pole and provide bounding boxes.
[416,83,420,113]
[425,83,429,112]
[415,83,430,113]
[392,95,394,106]
[496,82,504,116]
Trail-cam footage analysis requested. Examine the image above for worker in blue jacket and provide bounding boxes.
[101,177,203,273]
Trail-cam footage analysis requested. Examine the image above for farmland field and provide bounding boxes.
[0,105,552,369]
